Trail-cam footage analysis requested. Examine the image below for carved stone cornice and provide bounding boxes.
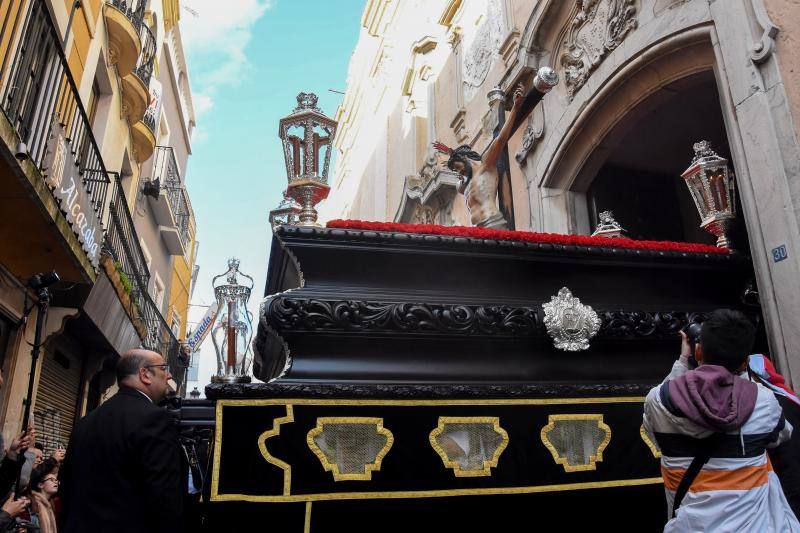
[499,29,520,66]
[449,108,468,142]
[394,157,460,225]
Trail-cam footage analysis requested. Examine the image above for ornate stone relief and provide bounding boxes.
[747,0,779,64]
[515,105,545,166]
[395,150,460,225]
[462,0,505,102]
[559,0,638,101]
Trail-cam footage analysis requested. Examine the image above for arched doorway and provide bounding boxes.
[585,70,749,251]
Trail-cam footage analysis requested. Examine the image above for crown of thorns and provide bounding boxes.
[433,141,481,170]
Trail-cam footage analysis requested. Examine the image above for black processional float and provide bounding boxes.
[182,83,763,532]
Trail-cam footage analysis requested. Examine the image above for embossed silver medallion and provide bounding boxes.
[542,287,601,351]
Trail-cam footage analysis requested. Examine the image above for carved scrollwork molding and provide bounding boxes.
[559,0,638,101]
[598,311,707,339]
[264,296,708,341]
[747,0,779,64]
[265,298,542,336]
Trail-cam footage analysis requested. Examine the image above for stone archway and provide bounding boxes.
[516,0,800,385]
[538,29,717,234]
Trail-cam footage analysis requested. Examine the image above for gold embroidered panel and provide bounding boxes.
[540,414,611,472]
[429,417,509,477]
[211,397,661,503]
[307,417,394,481]
[640,424,662,459]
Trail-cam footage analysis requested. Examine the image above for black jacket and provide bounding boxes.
[59,387,183,533]
[0,454,21,532]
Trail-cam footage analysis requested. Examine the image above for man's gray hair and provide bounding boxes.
[116,350,150,383]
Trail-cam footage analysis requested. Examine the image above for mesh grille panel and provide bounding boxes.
[544,418,607,468]
[312,423,389,475]
[434,422,504,471]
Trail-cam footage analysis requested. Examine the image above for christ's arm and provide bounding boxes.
[481,83,525,169]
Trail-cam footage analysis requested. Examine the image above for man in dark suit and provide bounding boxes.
[59,349,184,533]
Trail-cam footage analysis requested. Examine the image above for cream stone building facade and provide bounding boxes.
[323,0,800,386]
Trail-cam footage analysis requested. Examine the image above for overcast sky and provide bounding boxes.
[180,0,363,393]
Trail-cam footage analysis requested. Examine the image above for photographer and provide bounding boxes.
[643,309,799,532]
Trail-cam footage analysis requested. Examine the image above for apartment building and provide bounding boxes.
[0,0,198,452]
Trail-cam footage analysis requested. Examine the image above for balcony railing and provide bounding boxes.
[105,174,188,390]
[153,146,192,247]
[1,0,110,225]
[109,0,146,34]
[134,23,156,89]
[1,0,187,391]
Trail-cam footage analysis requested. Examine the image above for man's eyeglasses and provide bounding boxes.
[43,477,59,484]
[144,363,170,373]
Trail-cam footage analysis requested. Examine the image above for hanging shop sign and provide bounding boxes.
[187,301,218,352]
[43,122,103,268]
[145,78,163,128]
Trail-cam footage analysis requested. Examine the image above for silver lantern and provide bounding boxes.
[279,92,338,226]
[268,194,302,230]
[210,258,254,383]
[681,141,736,248]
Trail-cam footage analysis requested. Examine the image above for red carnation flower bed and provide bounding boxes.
[326,220,729,255]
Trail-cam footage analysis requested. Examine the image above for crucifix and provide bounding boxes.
[434,67,558,229]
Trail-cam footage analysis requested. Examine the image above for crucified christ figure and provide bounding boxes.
[434,84,525,229]
[433,67,559,229]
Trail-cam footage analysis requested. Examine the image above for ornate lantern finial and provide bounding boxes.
[278,92,338,227]
[210,258,255,383]
[591,210,625,238]
[294,92,320,112]
[268,194,302,230]
[680,140,736,248]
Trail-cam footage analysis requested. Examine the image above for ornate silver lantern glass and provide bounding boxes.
[268,194,302,230]
[681,141,736,248]
[279,92,338,226]
[210,258,255,383]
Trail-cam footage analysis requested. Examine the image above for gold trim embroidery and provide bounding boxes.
[429,416,509,477]
[256,405,295,496]
[540,414,611,472]
[211,477,663,502]
[304,501,312,533]
[306,417,394,481]
[213,396,646,408]
[211,397,648,502]
[640,424,662,459]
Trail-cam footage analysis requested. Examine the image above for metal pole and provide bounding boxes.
[14,285,50,497]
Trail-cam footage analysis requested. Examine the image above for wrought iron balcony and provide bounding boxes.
[105,174,188,391]
[151,146,192,251]
[134,23,156,92]
[109,0,147,34]
[1,0,187,391]
[1,0,111,250]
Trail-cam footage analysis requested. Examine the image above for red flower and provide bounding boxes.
[325,220,729,255]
